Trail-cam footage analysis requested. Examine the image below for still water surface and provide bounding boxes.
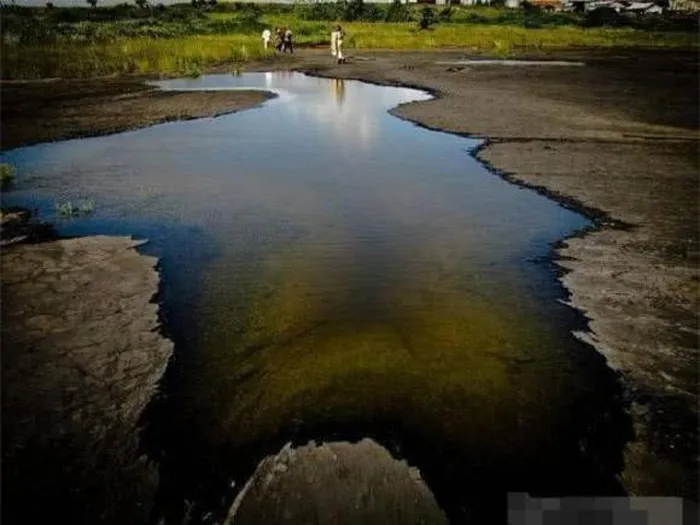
[1,72,629,523]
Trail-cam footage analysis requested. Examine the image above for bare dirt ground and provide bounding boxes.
[225,439,448,525]
[1,48,697,510]
[0,78,275,150]
[1,235,173,524]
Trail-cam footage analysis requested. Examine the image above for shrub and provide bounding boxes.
[386,0,411,23]
[524,14,543,29]
[298,2,341,21]
[362,3,386,22]
[418,6,436,30]
[582,7,628,28]
[343,0,365,22]
[439,6,452,22]
[466,13,489,23]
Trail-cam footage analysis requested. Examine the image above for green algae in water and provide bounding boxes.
[180,229,583,460]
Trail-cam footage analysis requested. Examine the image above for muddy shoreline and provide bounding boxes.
[0,79,276,150]
[1,232,174,524]
[1,48,698,506]
[273,50,698,501]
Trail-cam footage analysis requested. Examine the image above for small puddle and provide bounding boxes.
[1,72,629,523]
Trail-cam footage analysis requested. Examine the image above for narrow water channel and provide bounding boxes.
[1,72,631,523]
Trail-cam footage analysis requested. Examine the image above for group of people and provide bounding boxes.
[261,25,346,64]
[261,27,294,53]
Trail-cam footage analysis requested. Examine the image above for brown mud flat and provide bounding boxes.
[1,234,173,524]
[0,78,275,150]
[225,439,448,525]
[1,48,698,508]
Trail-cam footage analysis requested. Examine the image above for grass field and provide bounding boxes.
[1,3,697,79]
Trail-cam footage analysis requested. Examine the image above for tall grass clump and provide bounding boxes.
[1,35,274,79]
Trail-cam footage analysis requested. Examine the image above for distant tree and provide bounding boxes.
[439,5,452,21]
[191,0,200,7]
[343,0,365,22]
[135,0,147,7]
[46,1,54,8]
[583,6,626,27]
[418,6,437,29]
[86,0,98,7]
[386,0,410,22]
[209,0,218,5]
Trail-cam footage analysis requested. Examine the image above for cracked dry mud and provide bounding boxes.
[1,236,173,523]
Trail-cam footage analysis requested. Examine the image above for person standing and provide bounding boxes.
[331,25,345,64]
[330,26,338,59]
[261,28,271,50]
[283,28,294,54]
[274,27,284,52]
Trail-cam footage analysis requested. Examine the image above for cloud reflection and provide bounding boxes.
[299,77,378,152]
[151,72,432,154]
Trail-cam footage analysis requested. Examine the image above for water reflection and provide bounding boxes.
[0,72,630,524]
[331,78,345,107]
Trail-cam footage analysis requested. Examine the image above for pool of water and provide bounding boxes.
[1,72,630,523]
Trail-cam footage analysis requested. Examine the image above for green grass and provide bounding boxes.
[56,199,95,217]
[3,35,275,79]
[340,22,697,51]
[265,13,697,52]
[0,4,697,79]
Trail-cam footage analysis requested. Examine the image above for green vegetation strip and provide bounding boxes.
[1,3,697,79]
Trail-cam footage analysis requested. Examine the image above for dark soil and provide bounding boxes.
[0,78,275,151]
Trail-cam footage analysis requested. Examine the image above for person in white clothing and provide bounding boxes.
[261,28,271,49]
[330,25,345,64]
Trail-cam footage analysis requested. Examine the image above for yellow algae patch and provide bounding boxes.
[187,232,566,456]
[181,197,574,457]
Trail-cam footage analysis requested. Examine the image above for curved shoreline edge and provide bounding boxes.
[284,53,698,501]
[0,235,174,523]
[1,49,697,514]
